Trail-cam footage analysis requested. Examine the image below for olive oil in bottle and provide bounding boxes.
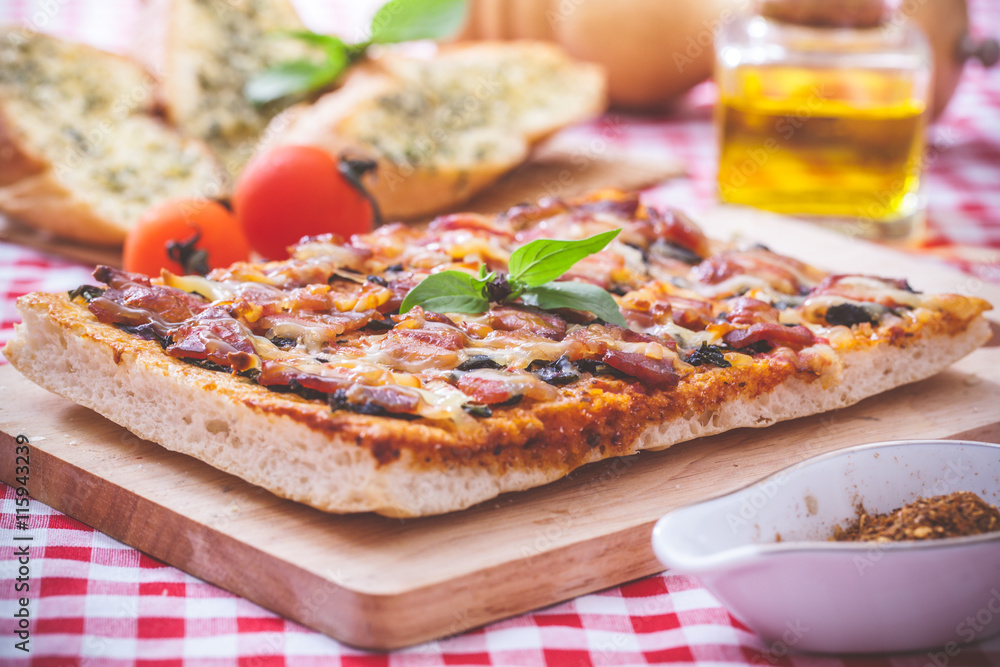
[715,1,932,242]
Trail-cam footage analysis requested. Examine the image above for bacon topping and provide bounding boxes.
[90,266,207,325]
[380,323,468,372]
[692,250,819,295]
[428,212,515,239]
[257,362,348,394]
[617,325,678,351]
[344,384,421,414]
[167,317,259,372]
[809,275,917,308]
[256,363,420,415]
[258,311,376,345]
[502,198,569,230]
[600,350,679,390]
[456,369,557,405]
[648,208,709,257]
[726,297,780,326]
[485,306,568,341]
[563,324,680,388]
[723,323,821,352]
[621,283,714,331]
[576,191,641,219]
[457,373,519,404]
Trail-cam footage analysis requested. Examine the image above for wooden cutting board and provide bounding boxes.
[2,207,999,650]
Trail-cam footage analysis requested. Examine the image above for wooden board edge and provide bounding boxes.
[0,430,368,645]
[359,521,661,649]
[0,214,121,268]
[0,426,664,649]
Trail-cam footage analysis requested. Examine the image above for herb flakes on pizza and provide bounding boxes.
[4,190,992,517]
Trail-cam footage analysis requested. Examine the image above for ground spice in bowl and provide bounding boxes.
[831,491,1000,542]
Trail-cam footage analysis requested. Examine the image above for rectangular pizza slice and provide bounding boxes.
[3,191,992,516]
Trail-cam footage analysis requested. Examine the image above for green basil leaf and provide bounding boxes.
[520,281,627,327]
[508,229,621,287]
[244,34,348,105]
[399,270,489,315]
[369,0,468,44]
[278,30,348,52]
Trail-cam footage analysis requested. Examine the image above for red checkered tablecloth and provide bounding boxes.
[2,1,1000,665]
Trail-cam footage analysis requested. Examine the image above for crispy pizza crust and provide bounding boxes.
[4,292,991,517]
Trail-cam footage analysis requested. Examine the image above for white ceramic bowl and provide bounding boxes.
[651,440,1000,654]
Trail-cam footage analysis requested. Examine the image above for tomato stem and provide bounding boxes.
[167,232,210,276]
[338,155,383,226]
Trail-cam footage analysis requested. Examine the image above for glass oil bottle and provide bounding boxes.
[715,0,932,242]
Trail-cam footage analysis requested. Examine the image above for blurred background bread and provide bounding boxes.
[135,0,317,177]
[264,41,607,220]
[0,29,224,245]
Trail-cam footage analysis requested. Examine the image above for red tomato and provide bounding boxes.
[233,145,374,260]
[123,199,251,277]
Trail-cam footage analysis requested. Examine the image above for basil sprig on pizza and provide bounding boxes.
[400,229,627,327]
[5,191,992,517]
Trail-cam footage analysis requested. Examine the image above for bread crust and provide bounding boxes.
[264,42,607,220]
[0,171,129,246]
[0,26,156,188]
[5,290,990,517]
[136,0,310,175]
[0,28,224,244]
[0,104,46,186]
[0,124,224,245]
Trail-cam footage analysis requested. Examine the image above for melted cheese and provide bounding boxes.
[828,276,923,308]
[646,321,721,349]
[697,275,777,299]
[161,273,238,302]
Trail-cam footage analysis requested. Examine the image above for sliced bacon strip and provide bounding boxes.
[91,266,208,325]
[502,198,569,230]
[600,350,679,390]
[257,362,350,394]
[621,283,713,331]
[380,272,422,314]
[668,296,714,330]
[726,297,780,326]
[167,317,259,372]
[723,323,820,351]
[576,191,641,219]
[563,324,679,388]
[456,369,557,405]
[257,311,377,345]
[457,374,519,404]
[648,208,709,257]
[814,274,912,293]
[428,212,515,239]
[393,323,467,350]
[257,362,422,415]
[485,306,568,341]
[345,384,421,414]
[692,250,820,295]
[615,324,678,351]
[380,323,468,372]
[809,275,917,307]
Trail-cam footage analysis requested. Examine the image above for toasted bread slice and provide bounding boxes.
[0,29,226,245]
[0,29,156,187]
[136,0,314,176]
[263,41,607,220]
